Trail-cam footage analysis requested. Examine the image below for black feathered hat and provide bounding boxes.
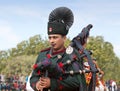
[48,7,74,35]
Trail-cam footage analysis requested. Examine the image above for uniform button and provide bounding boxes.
[57,55,62,59]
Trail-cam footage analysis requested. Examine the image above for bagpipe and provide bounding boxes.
[61,24,98,91]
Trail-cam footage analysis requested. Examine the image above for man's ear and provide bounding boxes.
[63,36,67,41]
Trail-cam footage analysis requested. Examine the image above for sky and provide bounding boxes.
[0,0,120,58]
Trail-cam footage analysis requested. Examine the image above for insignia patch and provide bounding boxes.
[49,27,52,32]
[66,46,73,54]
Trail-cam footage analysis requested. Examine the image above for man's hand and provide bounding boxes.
[40,77,51,88]
[36,79,45,91]
[36,77,51,91]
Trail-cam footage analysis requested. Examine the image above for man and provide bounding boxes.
[30,7,86,91]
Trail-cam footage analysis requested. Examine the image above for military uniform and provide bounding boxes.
[30,47,87,91]
[30,7,87,91]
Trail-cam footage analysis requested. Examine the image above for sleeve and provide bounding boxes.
[30,70,40,90]
[30,52,45,90]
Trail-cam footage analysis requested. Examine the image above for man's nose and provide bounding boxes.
[49,38,54,43]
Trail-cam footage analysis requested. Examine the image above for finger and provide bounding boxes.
[41,77,48,80]
[36,86,40,91]
[39,85,46,88]
[39,81,47,87]
[39,80,46,86]
[40,78,47,84]
[36,81,43,90]
[40,77,46,81]
[37,85,45,90]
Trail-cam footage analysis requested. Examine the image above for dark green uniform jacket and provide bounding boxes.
[30,47,87,91]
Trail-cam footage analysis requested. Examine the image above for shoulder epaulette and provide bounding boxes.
[40,47,51,52]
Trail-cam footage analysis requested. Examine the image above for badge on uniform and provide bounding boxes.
[66,46,73,54]
[57,55,62,59]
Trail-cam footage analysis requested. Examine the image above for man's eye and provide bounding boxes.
[53,36,57,39]
[48,37,51,39]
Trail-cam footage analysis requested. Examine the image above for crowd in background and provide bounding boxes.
[105,79,119,91]
[0,73,120,91]
[0,73,28,91]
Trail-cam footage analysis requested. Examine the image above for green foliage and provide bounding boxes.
[0,55,37,76]
[65,37,71,47]
[86,36,120,82]
[17,40,29,55]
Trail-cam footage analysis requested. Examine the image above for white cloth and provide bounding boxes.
[111,81,117,91]
[26,74,34,91]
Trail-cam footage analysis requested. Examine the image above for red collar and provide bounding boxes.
[52,48,66,55]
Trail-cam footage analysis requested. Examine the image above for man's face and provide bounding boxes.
[48,34,66,51]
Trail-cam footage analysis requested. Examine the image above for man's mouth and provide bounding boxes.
[51,44,56,47]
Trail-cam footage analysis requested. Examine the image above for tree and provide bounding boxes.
[17,40,29,55]
[86,36,120,81]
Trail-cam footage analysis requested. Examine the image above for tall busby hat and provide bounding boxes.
[48,7,74,35]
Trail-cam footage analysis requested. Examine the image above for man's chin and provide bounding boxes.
[52,47,59,51]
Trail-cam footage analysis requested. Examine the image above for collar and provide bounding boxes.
[49,47,66,56]
[52,48,66,55]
